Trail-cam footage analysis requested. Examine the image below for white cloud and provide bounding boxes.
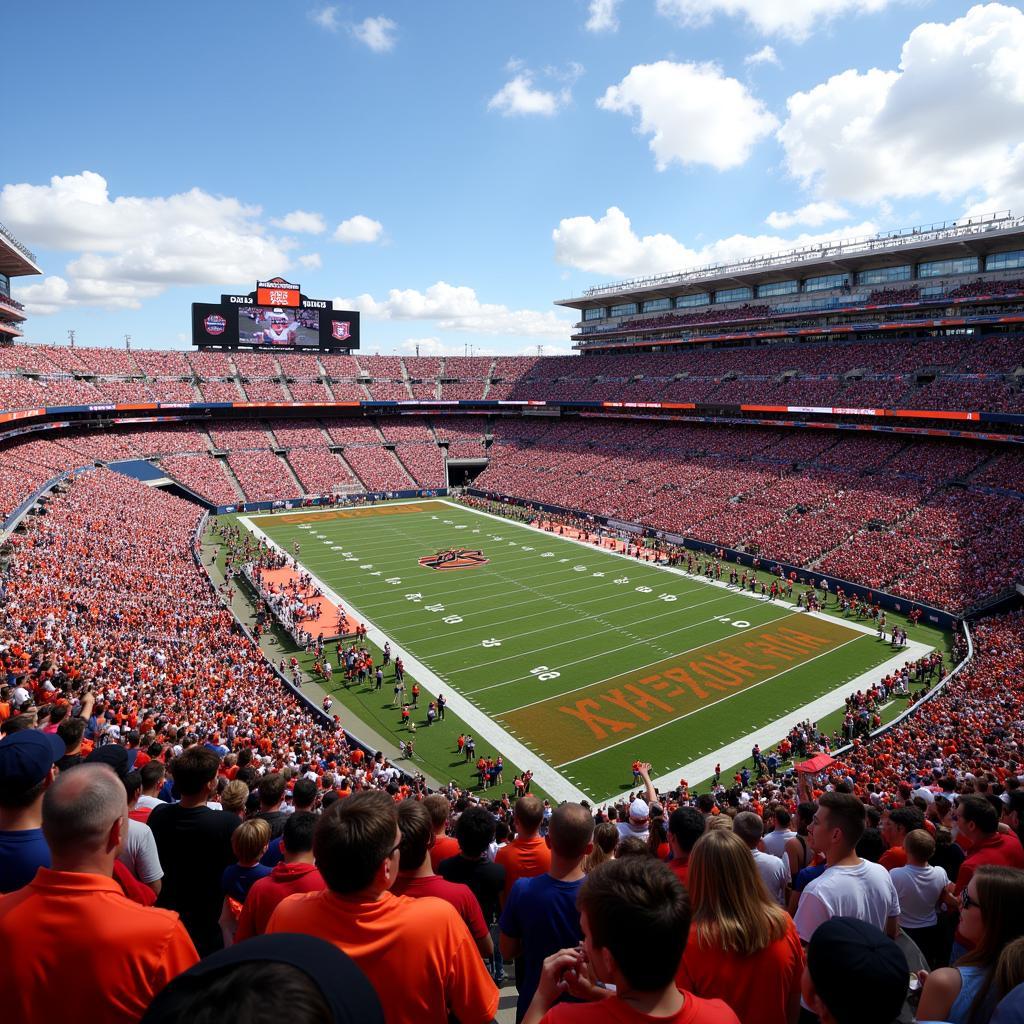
[764,200,850,228]
[586,0,622,32]
[298,253,323,269]
[333,215,383,244]
[309,5,340,31]
[271,210,326,234]
[335,282,575,339]
[777,4,1024,209]
[351,16,396,53]
[656,0,899,43]
[598,61,778,170]
[552,205,878,277]
[489,73,568,117]
[745,45,781,67]
[0,171,295,313]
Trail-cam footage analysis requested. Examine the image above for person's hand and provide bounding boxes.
[638,762,652,779]
[533,947,587,1009]
[559,947,610,1003]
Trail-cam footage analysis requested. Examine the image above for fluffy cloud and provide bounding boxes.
[351,16,397,53]
[298,253,323,269]
[655,0,898,42]
[335,282,574,339]
[488,62,581,117]
[271,210,326,234]
[333,215,383,244]
[745,45,780,67]
[598,61,778,170]
[552,205,878,278]
[0,171,295,313]
[777,4,1024,208]
[764,200,850,229]
[586,0,622,32]
[309,6,340,31]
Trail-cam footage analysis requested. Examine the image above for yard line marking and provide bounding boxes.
[238,514,588,804]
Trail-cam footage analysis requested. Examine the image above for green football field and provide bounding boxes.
[239,498,941,803]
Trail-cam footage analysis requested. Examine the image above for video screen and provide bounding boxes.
[238,305,320,347]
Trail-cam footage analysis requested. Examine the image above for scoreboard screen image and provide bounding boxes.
[238,306,320,347]
[191,278,359,350]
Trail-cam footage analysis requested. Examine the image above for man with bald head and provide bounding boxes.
[0,763,198,1023]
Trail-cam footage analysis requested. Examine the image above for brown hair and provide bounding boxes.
[232,818,271,862]
[315,790,398,893]
[688,829,789,956]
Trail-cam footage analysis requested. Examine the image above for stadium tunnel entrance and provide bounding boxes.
[446,457,488,487]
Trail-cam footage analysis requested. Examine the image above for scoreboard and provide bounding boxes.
[191,277,360,350]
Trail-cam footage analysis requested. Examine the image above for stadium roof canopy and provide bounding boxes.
[555,211,1024,311]
[0,223,42,278]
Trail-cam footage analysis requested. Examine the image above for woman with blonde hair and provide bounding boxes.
[677,828,803,1024]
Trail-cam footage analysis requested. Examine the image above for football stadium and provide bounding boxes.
[3,4,1024,1023]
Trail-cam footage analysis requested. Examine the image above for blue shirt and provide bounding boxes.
[0,829,50,894]
[499,873,584,1022]
[221,862,272,902]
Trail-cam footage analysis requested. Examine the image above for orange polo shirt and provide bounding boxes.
[267,887,498,1024]
[495,834,551,900]
[0,868,198,1023]
[429,834,460,870]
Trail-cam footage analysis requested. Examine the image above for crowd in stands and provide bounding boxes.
[1,467,1023,1024]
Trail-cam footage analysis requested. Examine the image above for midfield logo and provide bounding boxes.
[418,548,490,571]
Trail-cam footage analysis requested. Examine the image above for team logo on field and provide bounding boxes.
[418,547,489,571]
[204,314,227,336]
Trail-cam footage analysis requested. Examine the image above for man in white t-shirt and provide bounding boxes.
[762,807,798,860]
[734,811,790,906]
[795,792,900,943]
[890,828,953,968]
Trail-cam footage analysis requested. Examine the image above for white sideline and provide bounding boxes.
[238,513,590,804]
[237,500,937,806]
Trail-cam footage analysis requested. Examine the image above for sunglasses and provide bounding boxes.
[961,889,979,911]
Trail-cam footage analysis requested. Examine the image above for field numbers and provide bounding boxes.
[385,577,402,585]
[454,524,467,530]
[732,620,750,628]
[442,615,463,625]
[425,603,445,612]
[481,638,502,647]
[614,577,629,585]
[359,564,373,570]
[520,546,533,552]
[592,571,605,578]
[658,593,677,602]
[573,565,587,572]
[405,593,423,603]
[540,551,554,558]
[530,665,561,682]
[635,586,653,593]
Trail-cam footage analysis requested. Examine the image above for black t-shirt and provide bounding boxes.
[148,802,240,956]
[255,809,288,839]
[437,854,505,924]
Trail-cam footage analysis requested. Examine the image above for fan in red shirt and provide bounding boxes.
[424,793,460,869]
[496,794,551,903]
[235,812,324,942]
[521,857,738,1024]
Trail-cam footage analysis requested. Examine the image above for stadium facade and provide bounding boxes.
[0,223,41,343]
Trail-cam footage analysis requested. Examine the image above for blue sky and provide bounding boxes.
[4,0,1023,353]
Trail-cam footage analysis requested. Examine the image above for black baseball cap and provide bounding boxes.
[0,730,66,797]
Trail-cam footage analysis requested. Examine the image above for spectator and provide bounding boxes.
[437,803,507,979]
[148,746,241,956]
[954,796,1024,896]
[501,802,595,1021]
[392,799,492,960]
[763,808,797,860]
[794,793,900,943]
[133,760,167,823]
[785,802,816,882]
[139,933,384,1024]
[616,798,652,842]
[667,805,706,885]
[803,918,909,1024]
[917,866,1024,1024]
[521,856,738,1024]
[424,792,459,868]
[678,829,803,1024]
[582,821,619,874]
[235,811,324,942]
[0,730,63,893]
[266,790,499,1024]
[496,794,552,902]
[0,764,198,1022]
[890,829,955,969]
[733,811,790,908]
[879,806,925,871]
[219,779,250,819]
[255,773,289,838]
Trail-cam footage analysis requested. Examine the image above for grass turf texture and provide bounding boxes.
[235,499,947,803]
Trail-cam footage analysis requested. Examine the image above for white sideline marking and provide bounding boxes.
[238,514,588,804]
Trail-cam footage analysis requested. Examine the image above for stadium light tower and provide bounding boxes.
[67,329,75,348]
[124,334,131,350]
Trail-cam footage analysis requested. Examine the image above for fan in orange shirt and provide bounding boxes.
[496,794,551,902]
[267,790,497,1024]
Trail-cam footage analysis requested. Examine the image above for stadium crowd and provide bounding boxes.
[0,459,1021,1021]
